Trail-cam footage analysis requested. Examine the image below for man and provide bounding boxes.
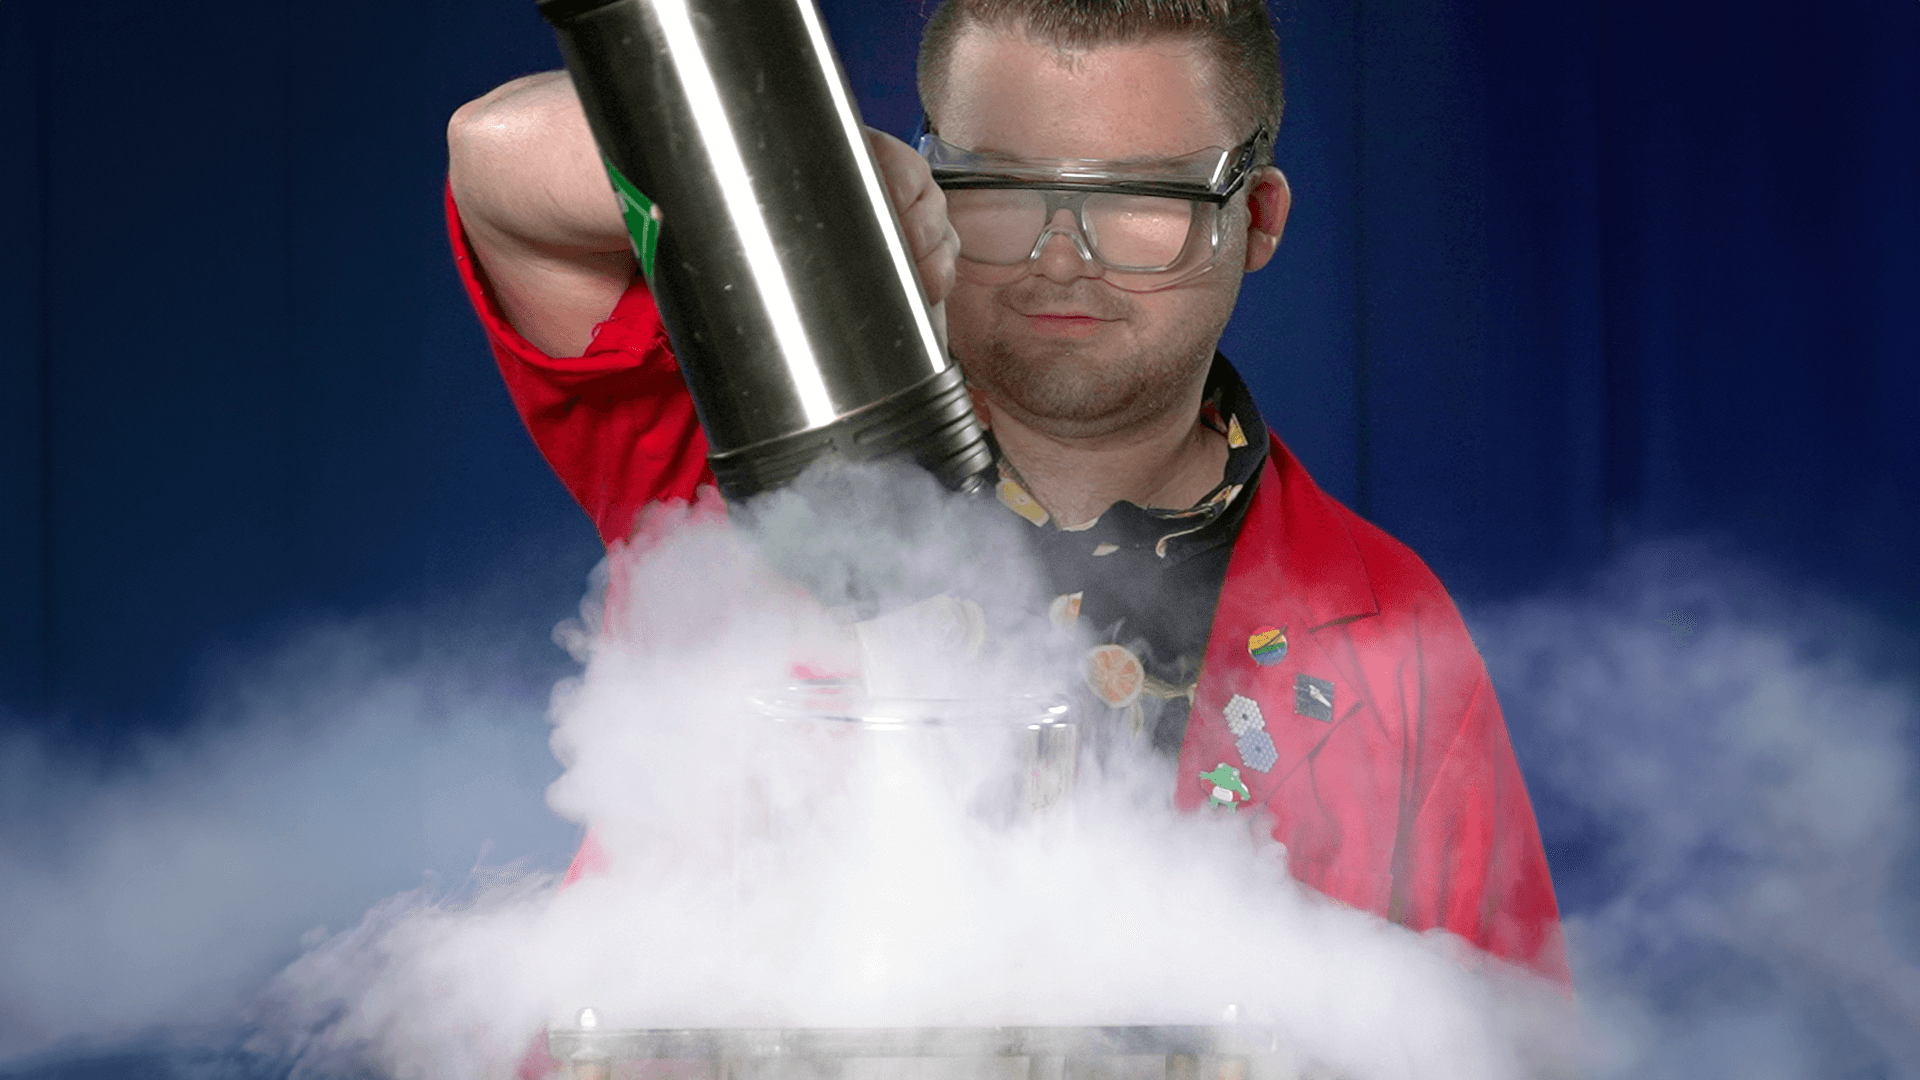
[446,0,1568,983]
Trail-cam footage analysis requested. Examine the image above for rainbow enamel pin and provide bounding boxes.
[1247,625,1288,666]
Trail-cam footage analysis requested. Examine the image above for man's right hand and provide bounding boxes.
[447,71,957,360]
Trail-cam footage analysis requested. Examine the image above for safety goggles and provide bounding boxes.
[915,123,1269,292]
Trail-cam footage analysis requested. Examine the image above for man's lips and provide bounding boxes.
[1020,310,1118,335]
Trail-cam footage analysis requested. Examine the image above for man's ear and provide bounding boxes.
[1242,166,1291,273]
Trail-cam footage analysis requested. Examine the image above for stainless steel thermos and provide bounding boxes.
[538,0,993,500]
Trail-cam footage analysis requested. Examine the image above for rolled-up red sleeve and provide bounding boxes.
[445,184,712,545]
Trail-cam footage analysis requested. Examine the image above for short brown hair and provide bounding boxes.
[916,0,1283,147]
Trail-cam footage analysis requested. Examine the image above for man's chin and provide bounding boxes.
[986,329,1121,370]
[961,334,1190,432]
[981,369,1153,433]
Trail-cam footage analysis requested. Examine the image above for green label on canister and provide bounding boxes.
[605,161,660,281]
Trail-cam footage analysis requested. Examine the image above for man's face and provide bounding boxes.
[931,27,1286,440]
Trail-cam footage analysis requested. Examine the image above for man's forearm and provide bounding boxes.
[447,71,637,358]
[446,69,955,359]
[448,71,628,256]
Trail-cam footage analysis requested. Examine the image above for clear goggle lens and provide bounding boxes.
[945,188,1220,289]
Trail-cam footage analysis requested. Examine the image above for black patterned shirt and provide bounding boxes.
[991,354,1269,756]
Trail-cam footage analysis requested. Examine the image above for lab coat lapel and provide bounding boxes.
[1177,436,1380,811]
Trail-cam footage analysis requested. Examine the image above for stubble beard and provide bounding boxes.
[955,279,1230,440]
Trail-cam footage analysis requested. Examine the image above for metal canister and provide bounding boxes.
[538,0,993,500]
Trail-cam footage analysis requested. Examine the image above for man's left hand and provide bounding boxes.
[867,128,959,310]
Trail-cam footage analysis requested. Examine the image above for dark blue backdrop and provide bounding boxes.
[2,0,1915,730]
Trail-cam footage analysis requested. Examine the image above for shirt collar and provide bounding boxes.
[988,354,1268,564]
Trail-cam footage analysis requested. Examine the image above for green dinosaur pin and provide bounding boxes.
[1200,762,1250,808]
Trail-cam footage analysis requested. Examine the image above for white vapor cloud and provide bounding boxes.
[0,617,576,1068]
[258,471,1578,1080]
[3,488,1914,1080]
[1474,541,1920,1079]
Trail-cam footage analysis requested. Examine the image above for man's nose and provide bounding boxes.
[1030,209,1100,283]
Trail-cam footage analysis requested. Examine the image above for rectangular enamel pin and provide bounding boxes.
[1294,673,1335,721]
